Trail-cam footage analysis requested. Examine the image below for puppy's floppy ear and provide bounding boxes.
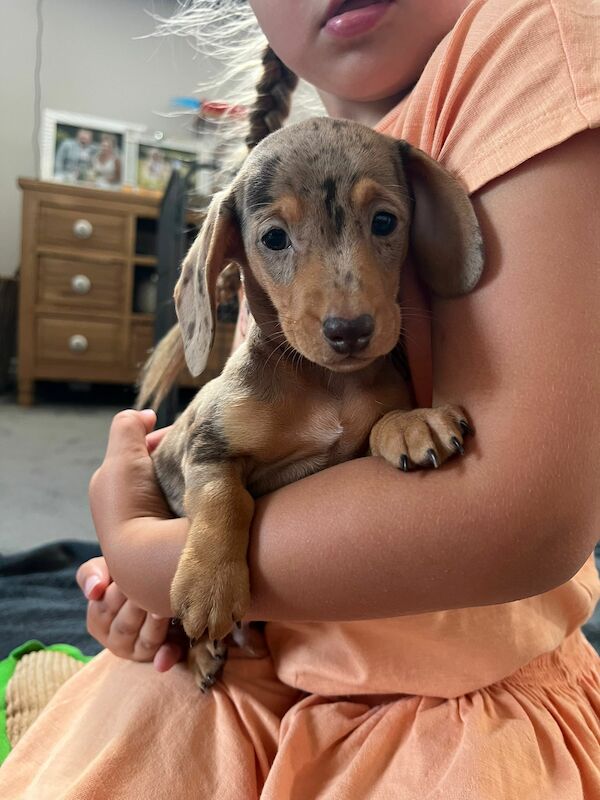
[175,189,242,376]
[398,141,484,297]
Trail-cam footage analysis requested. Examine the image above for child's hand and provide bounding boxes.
[89,410,173,532]
[76,556,185,672]
[86,409,187,620]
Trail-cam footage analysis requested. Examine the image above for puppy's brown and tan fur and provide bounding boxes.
[138,117,483,690]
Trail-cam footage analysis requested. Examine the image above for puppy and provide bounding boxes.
[139,117,483,689]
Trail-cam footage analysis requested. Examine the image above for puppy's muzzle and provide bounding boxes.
[322,314,375,355]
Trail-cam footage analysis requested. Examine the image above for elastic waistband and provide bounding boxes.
[503,630,599,691]
[342,633,599,706]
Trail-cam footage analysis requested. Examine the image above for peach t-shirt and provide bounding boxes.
[265,0,600,698]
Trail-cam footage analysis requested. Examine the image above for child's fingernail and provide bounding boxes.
[139,409,156,422]
[150,613,162,620]
[84,575,102,599]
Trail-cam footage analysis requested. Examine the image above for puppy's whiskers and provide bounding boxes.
[272,343,296,378]
[260,334,300,380]
[401,304,434,319]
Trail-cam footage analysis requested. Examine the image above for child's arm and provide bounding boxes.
[94,129,599,622]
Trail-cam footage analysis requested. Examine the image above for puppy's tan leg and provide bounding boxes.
[171,460,254,642]
[187,636,228,692]
[370,405,473,471]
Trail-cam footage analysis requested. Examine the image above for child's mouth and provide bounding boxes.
[322,0,393,38]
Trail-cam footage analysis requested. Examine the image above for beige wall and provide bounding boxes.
[0,0,218,277]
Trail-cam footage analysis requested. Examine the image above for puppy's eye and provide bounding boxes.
[371,212,397,236]
[261,227,291,251]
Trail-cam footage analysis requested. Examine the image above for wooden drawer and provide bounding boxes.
[38,204,128,254]
[35,316,123,365]
[130,320,153,371]
[37,255,125,311]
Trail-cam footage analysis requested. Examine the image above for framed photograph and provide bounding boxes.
[135,138,201,193]
[40,109,145,188]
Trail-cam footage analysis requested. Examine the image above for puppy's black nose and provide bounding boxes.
[322,314,374,355]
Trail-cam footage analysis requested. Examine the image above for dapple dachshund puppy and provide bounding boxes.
[138,117,483,690]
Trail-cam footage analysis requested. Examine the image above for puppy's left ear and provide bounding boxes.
[398,141,484,297]
[175,189,243,376]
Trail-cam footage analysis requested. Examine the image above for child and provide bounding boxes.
[3,0,599,796]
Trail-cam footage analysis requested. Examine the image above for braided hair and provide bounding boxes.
[245,45,299,151]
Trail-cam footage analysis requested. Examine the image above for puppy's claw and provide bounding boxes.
[459,419,474,436]
[200,674,217,692]
[189,638,227,692]
[427,449,439,469]
[371,406,472,472]
[450,436,464,455]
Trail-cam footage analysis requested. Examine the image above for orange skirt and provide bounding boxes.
[1,630,599,800]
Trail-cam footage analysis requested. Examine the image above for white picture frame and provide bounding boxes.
[40,109,145,189]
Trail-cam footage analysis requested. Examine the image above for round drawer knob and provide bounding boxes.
[71,274,92,295]
[73,219,93,239]
[68,334,88,353]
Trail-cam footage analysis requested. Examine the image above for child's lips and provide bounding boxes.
[322,0,393,38]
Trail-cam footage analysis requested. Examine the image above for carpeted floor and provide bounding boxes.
[0,383,134,553]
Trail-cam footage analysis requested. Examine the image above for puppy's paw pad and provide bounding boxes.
[370,405,472,470]
[171,557,250,642]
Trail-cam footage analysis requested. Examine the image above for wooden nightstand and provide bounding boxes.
[17,179,232,405]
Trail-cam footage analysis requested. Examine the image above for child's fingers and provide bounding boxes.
[146,425,173,454]
[133,614,170,662]
[138,408,157,432]
[153,642,184,673]
[153,619,187,671]
[76,556,111,601]
[108,601,146,658]
[86,582,127,644]
[104,409,156,461]
[99,581,128,615]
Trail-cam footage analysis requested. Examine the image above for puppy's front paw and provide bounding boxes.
[188,635,227,692]
[171,553,250,642]
[370,405,473,471]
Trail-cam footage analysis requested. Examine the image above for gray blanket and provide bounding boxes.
[0,540,102,658]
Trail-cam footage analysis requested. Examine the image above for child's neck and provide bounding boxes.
[318,86,413,128]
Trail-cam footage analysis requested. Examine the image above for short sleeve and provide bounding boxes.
[376,0,600,194]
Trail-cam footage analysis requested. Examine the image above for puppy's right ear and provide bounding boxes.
[175,190,243,377]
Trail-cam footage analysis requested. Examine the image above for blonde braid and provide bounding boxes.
[245,45,299,150]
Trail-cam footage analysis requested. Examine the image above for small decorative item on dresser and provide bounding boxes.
[134,273,158,314]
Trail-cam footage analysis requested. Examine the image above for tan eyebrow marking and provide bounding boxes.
[270,194,304,225]
[351,178,410,224]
